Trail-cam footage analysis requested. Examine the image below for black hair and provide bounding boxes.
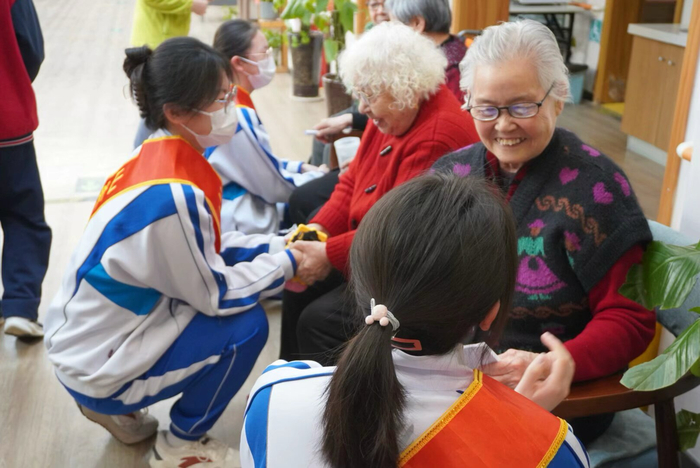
[213,19,259,61]
[322,172,517,468]
[123,37,233,130]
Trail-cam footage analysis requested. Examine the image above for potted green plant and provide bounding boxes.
[279,0,327,98]
[320,0,356,116]
[619,238,700,450]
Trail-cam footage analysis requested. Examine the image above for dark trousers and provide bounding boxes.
[0,141,52,320]
[280,271,360,366]
[288,169,339,226]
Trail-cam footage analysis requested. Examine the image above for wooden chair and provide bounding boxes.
[553,372,700,468]
[327,129,365,170]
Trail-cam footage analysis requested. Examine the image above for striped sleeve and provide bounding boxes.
[548,425,590,467]
[96,183,296,317]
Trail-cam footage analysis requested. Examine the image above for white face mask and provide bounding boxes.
[182,101,238,148]
[240,55,276,90]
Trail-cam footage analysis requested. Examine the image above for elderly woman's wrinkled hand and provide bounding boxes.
[482,348,540,389]
[313,114,353,143]
[513,333,575,411]
[292,240,333,285]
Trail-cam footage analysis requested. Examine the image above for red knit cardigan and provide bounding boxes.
[312,85,479,272]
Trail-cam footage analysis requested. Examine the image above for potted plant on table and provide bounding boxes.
[320,0,356,116]
[279,0,327,99]
[620,238,700,450]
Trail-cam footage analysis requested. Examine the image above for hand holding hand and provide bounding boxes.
[514,332,575,411]
[191,0,209,16]
[292,240,333,285]
[481,348,539,389]
[313,114,353,143]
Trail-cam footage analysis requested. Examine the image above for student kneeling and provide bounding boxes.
[241,174,589,468]
[44,38,301,468]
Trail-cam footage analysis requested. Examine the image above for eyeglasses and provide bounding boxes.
[464,85,554,122]
[353,90,377,107]
[368,1,385,11]
[214,84,238,113]
[246,47,273,61]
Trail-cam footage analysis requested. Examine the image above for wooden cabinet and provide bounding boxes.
[621,35,685,151]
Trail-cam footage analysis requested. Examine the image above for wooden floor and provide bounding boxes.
[0,0,664,466]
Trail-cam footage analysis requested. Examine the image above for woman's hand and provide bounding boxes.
[313,114,353,143]
[482,348,540,389]
[514,333,575,411]
[292,240,333,285]
[289,247,304,269]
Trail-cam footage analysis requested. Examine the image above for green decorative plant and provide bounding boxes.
[619,239,700,450]
[262,28,284,50]
[279,0,355,61]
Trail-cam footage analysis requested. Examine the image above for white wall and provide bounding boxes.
[671,45,700,240]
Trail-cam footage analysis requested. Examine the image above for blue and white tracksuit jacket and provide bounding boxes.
[206,104,324,235]
[44,142,296,402]
[240,346,591,468]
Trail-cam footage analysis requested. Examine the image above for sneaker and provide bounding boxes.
[149,431,238,468]
[4,317,44,339]
[78,404,158,445]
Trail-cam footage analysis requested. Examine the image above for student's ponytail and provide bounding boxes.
[321,173,518,468]
[123,46,154,125]
[322,318,405,468]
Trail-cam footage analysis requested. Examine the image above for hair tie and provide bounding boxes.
[365,298,400,332]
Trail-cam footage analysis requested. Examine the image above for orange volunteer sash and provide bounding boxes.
[400,370,568,468]
[91,136,223,251]
[235,86,255,110]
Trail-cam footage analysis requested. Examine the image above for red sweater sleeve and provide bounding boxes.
[311,160,357,237]
[564,244,656,382]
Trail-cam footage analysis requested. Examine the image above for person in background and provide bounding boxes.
[387,0,466,103]
[0,0,52,339]
[131,0,210,49]
[282,22,479,365]
[434,20,655,445]
[208,19,328,235]
[241,173,588,468]
[131,0,211,147]
[44,37,301,468]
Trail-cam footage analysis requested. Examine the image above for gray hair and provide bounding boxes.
[339,22,447,110]
[385,0,452,34]
[460,20,571,102]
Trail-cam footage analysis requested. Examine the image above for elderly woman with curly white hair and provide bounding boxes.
[435,20,656,445]
[281,22,478,364]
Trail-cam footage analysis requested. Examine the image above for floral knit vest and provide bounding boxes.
[433,128,652,352]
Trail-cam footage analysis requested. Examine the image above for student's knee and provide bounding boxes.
[235,304,269,354]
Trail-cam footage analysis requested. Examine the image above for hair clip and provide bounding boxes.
[365,298,400,332]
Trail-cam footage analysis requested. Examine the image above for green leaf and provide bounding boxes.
[314,0,329,14]
[677,410,700,451]
[691,307,700,315]
[324,39,340,65]
[621,319,700,391]
[339,1,356,34]
[619,240,700,310]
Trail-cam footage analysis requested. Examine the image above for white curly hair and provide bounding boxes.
[460,20,571,102]
[339,21,447,110]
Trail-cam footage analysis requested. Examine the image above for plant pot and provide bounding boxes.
[288,31,324,98]
[259,1,277,19]
[323,73,352,116]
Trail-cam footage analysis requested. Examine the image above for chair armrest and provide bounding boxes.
[553,372,700,420]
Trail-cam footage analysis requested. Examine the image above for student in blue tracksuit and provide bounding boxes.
[206,19,328,235]
[44,37,302,468]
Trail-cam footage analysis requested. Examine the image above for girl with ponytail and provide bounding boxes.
[240,172,588,468]
[45,37,303,468]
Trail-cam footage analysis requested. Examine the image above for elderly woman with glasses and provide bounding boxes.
[435,20,656,444]
[281,22,479,365]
